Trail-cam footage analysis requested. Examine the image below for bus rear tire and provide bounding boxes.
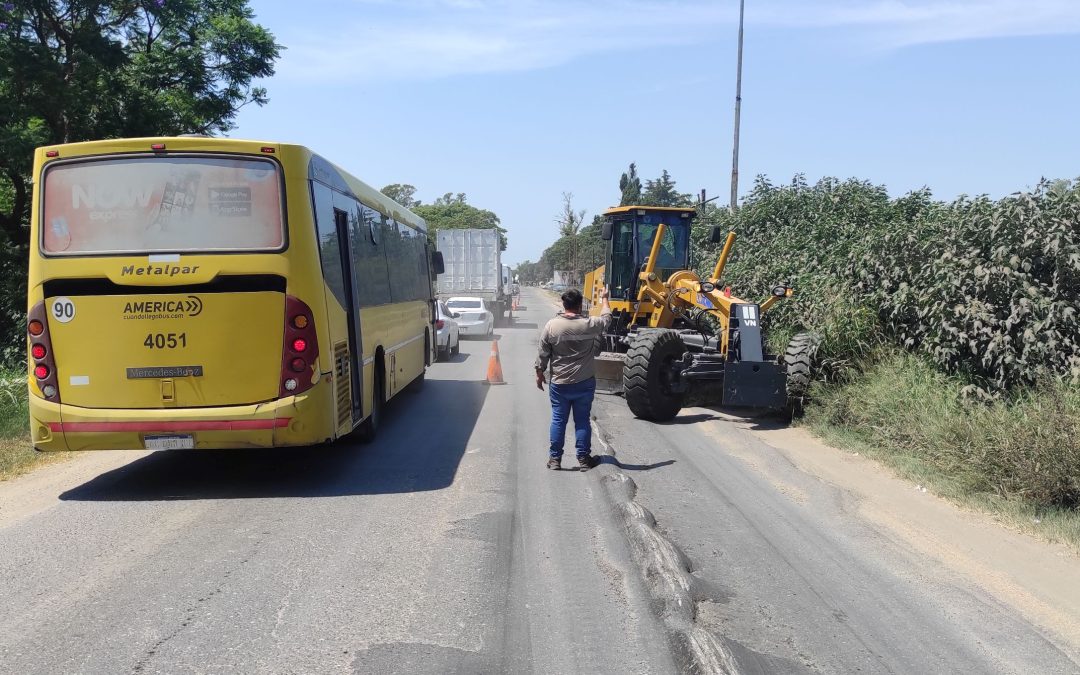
[357,370,384,443]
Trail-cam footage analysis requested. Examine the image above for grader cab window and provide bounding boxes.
[605,212,692,300]
[637,214,690,273]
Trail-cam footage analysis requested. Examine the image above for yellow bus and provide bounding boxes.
[27,136,441,451]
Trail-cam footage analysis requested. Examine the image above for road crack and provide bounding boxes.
[592,419,742,675]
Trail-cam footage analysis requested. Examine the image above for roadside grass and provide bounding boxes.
[0,371,64,481]
[805,353,1080,550]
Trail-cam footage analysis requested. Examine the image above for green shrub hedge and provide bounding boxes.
[693,176,1080,395]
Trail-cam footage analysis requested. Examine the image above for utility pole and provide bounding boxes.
[730,0,745,212]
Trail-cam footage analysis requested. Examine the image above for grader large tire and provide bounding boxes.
[784,331,820,418]
[624,330,686,421]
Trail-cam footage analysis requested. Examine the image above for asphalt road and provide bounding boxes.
[592,387,1080,675]
[2,286,1078,675]
[0,288,672,675]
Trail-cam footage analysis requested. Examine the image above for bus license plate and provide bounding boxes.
[144,435,194,450]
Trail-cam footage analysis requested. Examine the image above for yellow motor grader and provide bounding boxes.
[583,205,814,421]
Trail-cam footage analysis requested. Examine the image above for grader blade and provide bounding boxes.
[594,352,627,394]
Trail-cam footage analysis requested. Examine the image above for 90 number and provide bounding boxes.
[51,297,75,323]
[144,333,187,349]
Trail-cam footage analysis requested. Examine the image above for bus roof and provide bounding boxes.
[35,136,428,234]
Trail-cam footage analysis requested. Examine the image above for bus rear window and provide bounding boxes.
[41,155,284,255]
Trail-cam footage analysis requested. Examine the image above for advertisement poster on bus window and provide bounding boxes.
[42,157,284,255]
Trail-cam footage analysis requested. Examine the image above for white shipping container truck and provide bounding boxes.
[437,229,511,322]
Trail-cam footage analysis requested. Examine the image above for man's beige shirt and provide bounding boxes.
[535,309,612,385]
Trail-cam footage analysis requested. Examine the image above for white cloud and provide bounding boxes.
[761,0,1080,46]
[278,1,730,82]
[278,1,1080,83]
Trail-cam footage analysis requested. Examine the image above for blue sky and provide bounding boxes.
[232,0,1080,267]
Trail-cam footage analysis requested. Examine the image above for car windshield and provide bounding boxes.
[447,299,483,309]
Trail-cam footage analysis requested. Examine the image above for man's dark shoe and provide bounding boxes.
[547,457,561,470]
[577,455,598,472]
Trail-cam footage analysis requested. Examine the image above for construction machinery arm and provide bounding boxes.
[630,222,793,332]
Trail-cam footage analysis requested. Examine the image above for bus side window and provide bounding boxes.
[353,202,391,306]
[311,182,348,309]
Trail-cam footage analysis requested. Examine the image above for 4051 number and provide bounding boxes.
[144,333,187,349]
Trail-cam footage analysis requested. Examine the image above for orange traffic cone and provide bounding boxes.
[484,340,506,385]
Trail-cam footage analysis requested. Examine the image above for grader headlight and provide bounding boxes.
[772,281,792,298]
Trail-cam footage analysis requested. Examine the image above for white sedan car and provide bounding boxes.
[445,296,494,338]
[435,301,460,360]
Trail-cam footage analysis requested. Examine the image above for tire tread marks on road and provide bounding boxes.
[593,423,754,675]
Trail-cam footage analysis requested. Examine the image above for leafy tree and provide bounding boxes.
[619,162,642,205]
[380,183,420,208]
[556,192,586,237]
[0,0,278,365]
[434,192,468,206]
[412,193,507,250]
[546,192,588,272]
[542,235,574,271]
[537,219,606,280]
[573,220,607,271]
[0,0,280,243]
[642,169,692,207]
[514,259,549,285]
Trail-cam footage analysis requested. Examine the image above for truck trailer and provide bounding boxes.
[436,229,511,322]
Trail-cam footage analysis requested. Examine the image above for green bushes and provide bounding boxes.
[688,175,1080,518]
[860,182,1080,393]
[0,244,27,368]
[809,354,1080,509]
[0,370,37,480]
[0,372,27,438]
[693,175,1080,395]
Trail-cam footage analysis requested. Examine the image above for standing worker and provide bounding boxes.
[535,287,612,471]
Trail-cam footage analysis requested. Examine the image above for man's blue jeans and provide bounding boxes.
[548,377,596,459]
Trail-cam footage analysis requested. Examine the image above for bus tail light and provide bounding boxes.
[27,302,60,401]
[436,319,445,330]
[280,296,320,398]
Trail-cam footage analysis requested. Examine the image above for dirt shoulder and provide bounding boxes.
[706,410,1080,653]
[0,450,147,527]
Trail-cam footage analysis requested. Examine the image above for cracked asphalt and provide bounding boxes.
[0,289,671,675]
[2,287,1078,675]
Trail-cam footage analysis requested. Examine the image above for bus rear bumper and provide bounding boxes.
[29,380,336,451]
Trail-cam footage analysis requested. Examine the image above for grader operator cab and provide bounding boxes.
[583,205,814,421]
